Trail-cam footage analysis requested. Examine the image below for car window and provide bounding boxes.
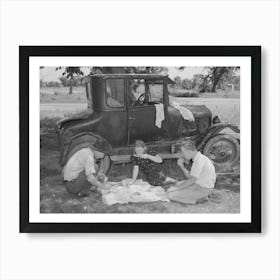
[129,79,145,106]
[105,79,125,108]
[148,80,163,103]
[129,79,163,106]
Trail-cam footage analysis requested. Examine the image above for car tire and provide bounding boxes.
[63,140,112,175]
[203,134,240,169]
[97,154,111,175]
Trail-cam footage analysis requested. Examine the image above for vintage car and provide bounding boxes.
[56,74,240,174]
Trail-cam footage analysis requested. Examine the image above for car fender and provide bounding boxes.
[197,123,240,151]
[60,132,113,166]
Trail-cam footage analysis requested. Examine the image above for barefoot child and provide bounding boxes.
[126,140,177,186]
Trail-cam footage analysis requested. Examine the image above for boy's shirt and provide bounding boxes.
[190,151,216,188]
[63,148,96,181]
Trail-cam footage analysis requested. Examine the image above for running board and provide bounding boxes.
[111,153,181,164]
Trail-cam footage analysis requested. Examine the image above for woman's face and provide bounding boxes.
[135,146,145,155]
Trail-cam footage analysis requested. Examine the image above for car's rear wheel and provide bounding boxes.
[63,140,112,175]
[203,134,240,169]
[94,155,111,175]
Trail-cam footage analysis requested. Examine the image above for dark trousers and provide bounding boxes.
[64,172,92,195]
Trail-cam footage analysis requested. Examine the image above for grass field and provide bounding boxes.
[170,96,240,126]
[40,86,240,103]
[40,87,88,103]
[40,97,240,127]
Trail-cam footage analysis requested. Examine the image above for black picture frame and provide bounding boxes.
[20,46,261,233]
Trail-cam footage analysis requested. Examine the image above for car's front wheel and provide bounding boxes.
[203,134,240,170]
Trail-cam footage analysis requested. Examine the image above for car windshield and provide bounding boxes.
[129,79,163,106]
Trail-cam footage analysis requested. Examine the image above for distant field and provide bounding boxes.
[40,86,240,103]
[40,98,240,127]
[169,87,240,99]
[170,96,240,126]
[40,86,240,126]
[40,86,87,103]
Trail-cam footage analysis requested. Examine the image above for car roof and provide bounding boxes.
[88,74,175,84]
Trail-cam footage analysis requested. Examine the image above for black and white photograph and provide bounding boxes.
[20,46,260,232]
[40,65,241,214]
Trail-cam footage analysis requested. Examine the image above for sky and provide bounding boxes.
[40,67,206,82]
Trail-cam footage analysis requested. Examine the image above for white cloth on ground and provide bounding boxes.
[172,102,195,122]
[100,179,169,205]
[154,103,165,128]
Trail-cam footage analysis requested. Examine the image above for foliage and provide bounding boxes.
[218,71,240,91]
[40,79,61,88]
[40,117,60,151]
[42,66,240,96]
[47,81,61,87]
[53,66,168,94]
[55,67,84,94]
[181,78,193,90]
[173,76,182,87]
[59,76,83,87]
[90,66,168,75]
[177,67,240,93]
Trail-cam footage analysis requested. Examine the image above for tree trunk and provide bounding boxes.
[211,67,227,92]
[69,79,73,94]
[211,80,219,92]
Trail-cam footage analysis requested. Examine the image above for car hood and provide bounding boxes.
[179,104,212,118]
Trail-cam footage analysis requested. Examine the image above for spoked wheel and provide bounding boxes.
[94,155,111,175]
[203,134,240,169]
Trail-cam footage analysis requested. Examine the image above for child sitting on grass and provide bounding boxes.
[125,140,177,186]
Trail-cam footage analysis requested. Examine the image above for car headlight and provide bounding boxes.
[213,115,221,124]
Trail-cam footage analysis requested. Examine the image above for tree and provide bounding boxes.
[191,74,204,92]
[177,66,239,93]
[40,79,45,87]
[218,69,240,91]
[181,78,192,90]
[56,66,168,95]
[199,67,240,93]
[90,66,168,75]
[59,76,69,87]
[174,76,182,87]
[56,67,84,94]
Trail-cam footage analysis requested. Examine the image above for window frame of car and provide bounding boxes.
[104,78,126,110]
[128,78,164,108]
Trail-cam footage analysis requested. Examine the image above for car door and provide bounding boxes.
[127,79,164,144]
[100,78,128,147]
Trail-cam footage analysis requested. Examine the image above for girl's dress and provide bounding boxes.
[131,149,166,186]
